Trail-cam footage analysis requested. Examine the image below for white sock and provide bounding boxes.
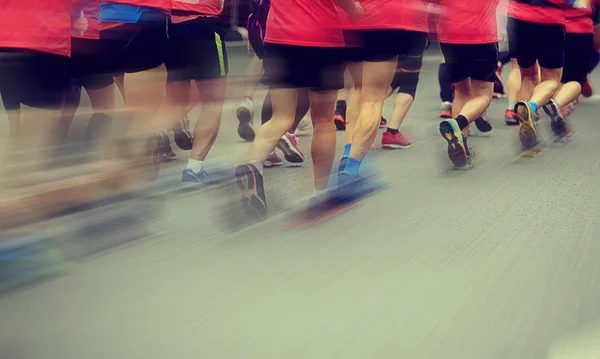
[249,160,263,175]
[187,159,204,172]
[313,188,328,200]
[508,100,517,110]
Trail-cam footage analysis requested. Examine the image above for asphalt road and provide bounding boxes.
[2,44,600,359]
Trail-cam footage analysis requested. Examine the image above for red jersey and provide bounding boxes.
[508,1,565,24]
[0,0,71,57]
[343,0,428,32]
[564,4,593,33]
[73,0,101,39]
[172,0,223,15]
[437,0,499,44]
[264,0,344,47]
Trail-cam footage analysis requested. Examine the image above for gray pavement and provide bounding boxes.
[3,44,600,359]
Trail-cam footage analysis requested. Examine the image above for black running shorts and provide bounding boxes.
[439,43,498,83]
[562,32,593,86]
[507,17,566,69]
[100,14,169,74]
[261,44,345,91]
[69,38,117,91]
[165,17,229,82]
[343,29,429,63]
[0,49,69,111]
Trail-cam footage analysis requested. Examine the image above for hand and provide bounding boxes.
[347,1,364,22]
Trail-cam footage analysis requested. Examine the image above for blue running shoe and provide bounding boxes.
[331,171,373,204]
[182,168,216,185]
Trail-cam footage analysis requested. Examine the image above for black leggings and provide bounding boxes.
[261,88,310,133]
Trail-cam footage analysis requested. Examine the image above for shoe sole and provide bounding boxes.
[334,119,346,131]
[515,102,537,149]
[505,119,518,126]
[382,143,411,149]
[235,165,267,219]
[264,160,283,167]
[276,137,304,165]
[474,119,493,133]
[543,101,569,137]
[439,121,468,168]
[236,108,255,142]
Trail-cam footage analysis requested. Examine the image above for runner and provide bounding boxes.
[336,0,428,198]
[234,0,361,218]
[437,0,499,170]
[58,0,117,146]
[543,0,597,134]
[236,0,271,142]
[508,0,568,147]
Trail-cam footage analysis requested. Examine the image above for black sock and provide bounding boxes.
[387,127,399,135]
[455,115,469,130]
[336,100,347,117]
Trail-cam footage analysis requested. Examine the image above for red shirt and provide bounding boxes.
[0,0,71,57]
[265,0,344,47]
[172,0,223,15]
[73,0,101,39]
[508,1,565,24]
[437,0,499,44]
[564,4,593,33]
[343,0,428,33]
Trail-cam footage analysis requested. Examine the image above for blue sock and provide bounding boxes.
[529,101,538,113]
[342,143,351,157]
[344,157,361,178]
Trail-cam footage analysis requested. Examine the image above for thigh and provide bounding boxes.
[466,43,498,82]
[562,33,593,85]
[166,19,228,82]
[510,18,538,68]
[538,23,566,69]
[440,43,468,84]
[20,51,69,110]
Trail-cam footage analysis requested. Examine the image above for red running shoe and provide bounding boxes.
[505,109,517,126]
[582,78,593,98]
[382,131,411,149]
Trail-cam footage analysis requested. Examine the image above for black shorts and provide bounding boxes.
[261,44,345,91]
[508,17,565,69]
[100,16,168,74]
[562,32,593,86]
[165,18,229,82]
[69,38,116,91]
[343,29,428,63]
[0,49,69,111]
[439,43,498,83]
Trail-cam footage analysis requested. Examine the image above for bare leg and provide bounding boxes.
[190,77,227,161]
[308,90,337,192]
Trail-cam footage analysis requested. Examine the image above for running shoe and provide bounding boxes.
[236,97,255,142]
[582,78,593,98]
[542,99,569,137]
[382,130,411,149]
[439,102,452,118]
[514,101,537,150]
[334,101,347,131]
[439,119,468,168]
[505,109,518,126]
[158,131,177,162]
[235,164,267,219]
[173,113,194,150]
[182,167,213,184]
[380,117,387,127]
[333,171,371,203]
[493,71,506,99]
[264,152,283,167]
[276,132,304,165]
[474,112,493,133]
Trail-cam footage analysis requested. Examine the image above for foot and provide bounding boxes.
[264,152,283,167]
[158,131,177,162]
[439,119,468,168]
[334,113,346,131]
[382,130,411,149]
[237,98,255,142]
[493,71,506,99]
[332,171,371,203]
[515,101,537,150]
[182,167,214,184]
[543,99,569,138]
[173,113,194,150]
[235,164,267,219]
[380,117,387,128]
[474,112,492,133]
[505,109,518,126]
[439,102,452,119]
[276,132,304,165]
